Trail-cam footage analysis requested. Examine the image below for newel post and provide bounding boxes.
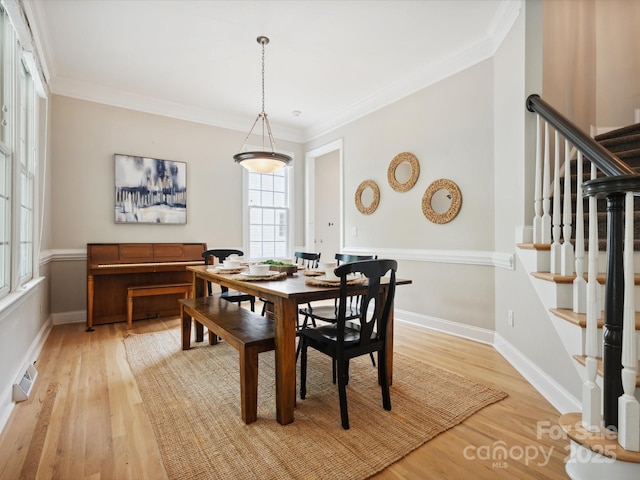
[603,193,625,430]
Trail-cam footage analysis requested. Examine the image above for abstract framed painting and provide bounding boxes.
[114,154,187,224]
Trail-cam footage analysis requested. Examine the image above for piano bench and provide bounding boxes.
[179,296,275,424]
[127,282,193,328]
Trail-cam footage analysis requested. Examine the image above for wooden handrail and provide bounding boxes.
[526,94,634,176]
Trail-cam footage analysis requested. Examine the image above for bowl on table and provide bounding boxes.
[249,264,271,275]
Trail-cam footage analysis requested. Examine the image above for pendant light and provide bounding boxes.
[233,36,291,174]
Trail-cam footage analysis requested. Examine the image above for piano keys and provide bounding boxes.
[87,242,207,330]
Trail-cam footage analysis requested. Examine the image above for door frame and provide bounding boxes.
[304,139,344,254]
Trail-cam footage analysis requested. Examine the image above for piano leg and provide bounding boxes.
[87,275,95,332]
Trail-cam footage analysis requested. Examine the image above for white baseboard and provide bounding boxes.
[51,310,86,325]
[494,332,581,414]
[395,309,495,345]
[395,310,581,415]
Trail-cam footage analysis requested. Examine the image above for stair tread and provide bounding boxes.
[560,412,640,462]
[516,243,550,251]
[573,355,640,387]
[531,271,640,285]
[594,122,640,141]
[550,308,640,329]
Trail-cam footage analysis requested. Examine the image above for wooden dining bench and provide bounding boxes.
[179,296,275,424]
[127,282,193,329]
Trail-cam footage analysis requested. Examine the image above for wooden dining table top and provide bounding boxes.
[187,264,410,300]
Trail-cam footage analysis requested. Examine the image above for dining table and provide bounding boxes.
[187,264,411,425]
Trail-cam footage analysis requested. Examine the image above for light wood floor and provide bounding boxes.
[0,316,570,479]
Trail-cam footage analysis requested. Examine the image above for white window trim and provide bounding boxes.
[0,3,45,302]
[241,147,294,261]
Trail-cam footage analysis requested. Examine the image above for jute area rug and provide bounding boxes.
[124,329,507,480]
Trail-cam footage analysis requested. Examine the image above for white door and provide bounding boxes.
[304,139,343,259]
[314,151,340,261]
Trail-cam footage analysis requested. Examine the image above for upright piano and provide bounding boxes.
[87,242,207,330]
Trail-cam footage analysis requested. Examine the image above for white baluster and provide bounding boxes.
[591,163,602,318]
[618,191,639,451]
[550,130,561,273]
[561,139,574,275]
[573,151,586,313]
[582,165,601,432]
[533,115,543,243]
[541,122,552,243]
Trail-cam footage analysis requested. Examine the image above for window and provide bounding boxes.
[0,146,8,296]
[245,166,291,260]
[19,62,34,281]
[0,4,40,300]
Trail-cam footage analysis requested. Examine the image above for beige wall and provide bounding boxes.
[49,95,304,313]
[595,0,640,126]
[543,0,596,131]
[543,0,640,129]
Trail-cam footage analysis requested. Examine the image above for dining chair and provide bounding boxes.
[299,259,397,429]
[296,253,377,360]
[293,251,321,269]
[202,249,256,311]
[260,251,321,318]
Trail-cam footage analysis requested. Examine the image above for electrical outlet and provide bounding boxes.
[352,226,358,237]
[508,310,514,327]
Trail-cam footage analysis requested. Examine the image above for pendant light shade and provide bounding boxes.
[234,36,291,174]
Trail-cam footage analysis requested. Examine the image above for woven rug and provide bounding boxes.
[124,329,507,480]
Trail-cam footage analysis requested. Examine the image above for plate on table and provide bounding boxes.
[304,269,325,276]
[314,276,341,284]
[211,266,244,273]
[240,271,281,278]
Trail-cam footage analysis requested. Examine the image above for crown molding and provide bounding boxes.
[49,77,305,143]
[28,1,521,144]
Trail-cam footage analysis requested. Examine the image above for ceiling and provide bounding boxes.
[25,0,518,142]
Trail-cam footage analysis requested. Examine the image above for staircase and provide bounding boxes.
[524,95,640,479]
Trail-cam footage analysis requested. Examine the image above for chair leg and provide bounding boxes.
[379,348,391,411]
[337,359,350,429]
[300,339,308,400]
[295,315,310,360]
[249,298,255,312]
[332,359,336,384]
[369,352,376,367]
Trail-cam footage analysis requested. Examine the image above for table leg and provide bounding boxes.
[273,297,297,425]
[193,271,205,297]
[387,304,394,385]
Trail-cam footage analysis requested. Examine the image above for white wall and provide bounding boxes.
[494,0,582,403]
[305,59,497,332]
[0,93,53,431]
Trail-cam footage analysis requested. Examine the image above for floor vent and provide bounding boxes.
[13,363,37,402]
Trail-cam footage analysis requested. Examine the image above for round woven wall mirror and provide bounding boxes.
[388,152,419,192]
[422,178,462,224]
[355,180,380,215]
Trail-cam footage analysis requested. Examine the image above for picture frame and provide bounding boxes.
[114,154,187,224]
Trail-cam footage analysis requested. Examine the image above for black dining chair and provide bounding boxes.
[202,249,256,311]
[297,253,377,360]
[299,259,397,430]
[260,251,321,318]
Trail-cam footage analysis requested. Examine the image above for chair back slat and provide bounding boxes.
[201,249,245,295]
[335,259,397,349]
[294,251,321,269]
